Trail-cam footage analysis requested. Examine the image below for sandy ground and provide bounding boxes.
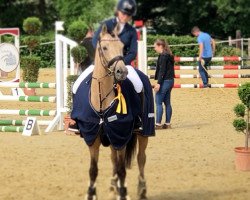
[1,68,250,200]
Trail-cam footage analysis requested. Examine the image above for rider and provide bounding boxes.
[92,0,138,66]
[69,0,139,133]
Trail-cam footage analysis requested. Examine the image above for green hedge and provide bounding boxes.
[147,34,242,66]
[15,33,245,68]
[20,35,55,68]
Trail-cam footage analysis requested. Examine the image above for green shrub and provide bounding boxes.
[68,20,88,43]
[66,75,79,113]
[23,17,42,35]
[23,36,40,55]
[238,83,250,109]
[233,119,247,132]
[20,35,55,68]
[234,104,246,117]
[233,83,250,148]
[70,46,87,63]
[21,56,41,82]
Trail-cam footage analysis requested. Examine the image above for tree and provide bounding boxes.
[136,0,250,38]
[215,0,250,37]
[56,0,116,28]
[0,0,57,31]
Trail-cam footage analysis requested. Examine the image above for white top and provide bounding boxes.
[72,65,143,94]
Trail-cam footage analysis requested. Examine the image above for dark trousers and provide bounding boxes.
[198,57,212,86]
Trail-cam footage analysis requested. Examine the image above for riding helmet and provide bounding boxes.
[117,0,137,16]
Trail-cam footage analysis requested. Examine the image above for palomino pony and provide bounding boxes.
[71,24,154,200]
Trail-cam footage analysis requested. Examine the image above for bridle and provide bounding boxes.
[97,38,124,72]
[92,37,125,113]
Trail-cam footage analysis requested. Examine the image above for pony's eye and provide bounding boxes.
[103,46,108,51]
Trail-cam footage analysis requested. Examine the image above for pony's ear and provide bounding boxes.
[113,24,120,37]
[101,24,108,37]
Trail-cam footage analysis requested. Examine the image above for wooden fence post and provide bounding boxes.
[236,30,241,49]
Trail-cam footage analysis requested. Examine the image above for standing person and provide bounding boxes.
[92,0,137,65]
[69,0,138,132]
[191,26,216,88]
[154,39,175,129]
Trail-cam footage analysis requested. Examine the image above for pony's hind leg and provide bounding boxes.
[85,136,101,200]
[137,135,148,200]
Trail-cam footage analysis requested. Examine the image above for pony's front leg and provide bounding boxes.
[85,136,101,200]
[137,135,148,200]
[108,148,118,200]
[116,148,130,200]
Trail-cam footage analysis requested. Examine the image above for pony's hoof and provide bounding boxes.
[85,185,97,200]
[84,194,97,200]
[116,185,130,200]
[137,176,147,200]
[116,196,130,200]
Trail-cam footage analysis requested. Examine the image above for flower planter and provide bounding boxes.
[234,147,250,171]
[63,115,78,135]
[24,88,36,96]
[64,115,71,134]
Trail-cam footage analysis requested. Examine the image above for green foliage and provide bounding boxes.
[68,21,88,43]
[21,56,41,82]
[23,17,42,35]
[147,34,198,66]
[23,36,40,54]
[66,75,79,113]
[234,104,246,117]
[20,34,55,68]
[215,0,250,37]
[233,83,250,145]
[56,0,116,27]
[147,34,197,57]
[238,83,250,109]
[70,46,87,63]
[233,119,247,132]
[136,0,250,38]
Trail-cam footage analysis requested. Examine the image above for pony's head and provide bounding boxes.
[97,24,128,81]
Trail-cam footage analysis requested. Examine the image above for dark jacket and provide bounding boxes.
[154,52,175,84]
[92,18,138,65]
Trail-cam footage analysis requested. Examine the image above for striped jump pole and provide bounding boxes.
[148,56,243,62]
[0,119,51,126]
[0,82,56,88]
[173,83,240,88]
[149,74,250,79]
[0,109,56,116]
[174,56,242,62]
[0,126,24,132]
[0,96,56,103]
[148,65,250,70]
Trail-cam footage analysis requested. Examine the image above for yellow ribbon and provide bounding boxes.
[114,84,127,114]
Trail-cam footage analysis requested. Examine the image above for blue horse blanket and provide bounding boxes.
[71,70,155,150]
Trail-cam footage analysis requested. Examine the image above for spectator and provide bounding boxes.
[154,39,175,129]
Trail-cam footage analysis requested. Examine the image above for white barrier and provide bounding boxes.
[0,22,77,133]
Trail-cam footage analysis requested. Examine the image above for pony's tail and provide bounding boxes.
[125,132,137,169]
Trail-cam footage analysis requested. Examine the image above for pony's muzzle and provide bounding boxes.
[115,66,128,81]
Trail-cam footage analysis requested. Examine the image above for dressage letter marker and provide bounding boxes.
[22,117,41,136]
